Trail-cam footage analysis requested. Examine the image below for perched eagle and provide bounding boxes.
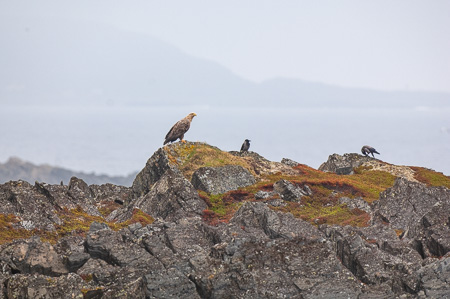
[240,139,251,152]
[164,112,197,145]
[361,145,380,158]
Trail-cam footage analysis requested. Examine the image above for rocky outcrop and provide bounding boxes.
[319,153,373,174]
[374,178,450,258]
[0,143,449,298]
[131,147,174,198]
[191,165,255,194]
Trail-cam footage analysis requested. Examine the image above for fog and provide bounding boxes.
[0,1,449,176]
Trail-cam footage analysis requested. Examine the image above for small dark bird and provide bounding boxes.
[240,139,251,152]
[361,145,380,158]
[164,112,197,145]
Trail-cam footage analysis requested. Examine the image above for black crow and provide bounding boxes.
[361,145,380,158]
[240,139,251,152]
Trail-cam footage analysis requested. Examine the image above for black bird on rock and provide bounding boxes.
[240,139,251,152]
[361,145,380,158]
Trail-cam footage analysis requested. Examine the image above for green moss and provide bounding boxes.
[166,143,255,180]
[411,167,450,188]
[109,208,154,231]
[0,214,35,245]
[0,205,154,245]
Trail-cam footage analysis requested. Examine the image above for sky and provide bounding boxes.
[1,0,450,93]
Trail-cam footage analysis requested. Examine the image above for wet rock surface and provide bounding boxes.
[0,143,449,298]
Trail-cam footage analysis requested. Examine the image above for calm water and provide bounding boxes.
[1,105,449,176]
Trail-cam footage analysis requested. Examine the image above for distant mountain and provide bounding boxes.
[1,16,449,108]
[0,157,136,186]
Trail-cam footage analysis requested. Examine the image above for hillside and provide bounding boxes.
[1,16,449,108]
[0,142,449,298]
[0,157,136,186]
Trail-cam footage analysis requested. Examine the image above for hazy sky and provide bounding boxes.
[1,0,449,93]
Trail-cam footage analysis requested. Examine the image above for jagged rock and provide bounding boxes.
[131,147,174,198]
[144,267,200,299]
[273,179,311,202]
[373,178,450,257]
[191,165,256,195]
[89,183,131,206]
[131,168,207,221]
[322,224,422,294]
[339,196,371,213]
[67,176,94,200]
[229,202,321,240]
[1,237,68,277]
[5,273,88,299]
[39,179,101,217]
[0,180,62,230]
[417,255,450,298]
[77,258,147,298]
[281,158,299,167]
[85,225,163,272]
[319,153,373,174]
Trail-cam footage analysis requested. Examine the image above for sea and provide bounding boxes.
[1,105,449,176]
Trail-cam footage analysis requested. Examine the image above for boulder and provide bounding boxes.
[191,165,256,195]
[319,153,372,175]
[273,179,311,202]
[339,196,371,213]
[281,158,299,167]
[1,237,68,277]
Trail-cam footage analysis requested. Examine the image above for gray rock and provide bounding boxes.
[191,165,256,195]
[322,224,422,294]
[89,221,109,232]
[319,153,373,175]
[5,273,88,299]
[339,196,371,213]
[136,168,207,221]
[131,147,174,198]
[1,237,68,277]
[281,158,299,167]
[373,178,450,257]
[65,252,90,272]
[273,179,311,202]
[417,256,450,298]
[144,267,200,299]
[254,190,277,199]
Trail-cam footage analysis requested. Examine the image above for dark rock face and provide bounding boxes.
[131,147,174,198]
[319,153,373,174]
[110,168,207,222]
[374,178,450,258]
[191,165,256,194]
[0,178,130,231]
